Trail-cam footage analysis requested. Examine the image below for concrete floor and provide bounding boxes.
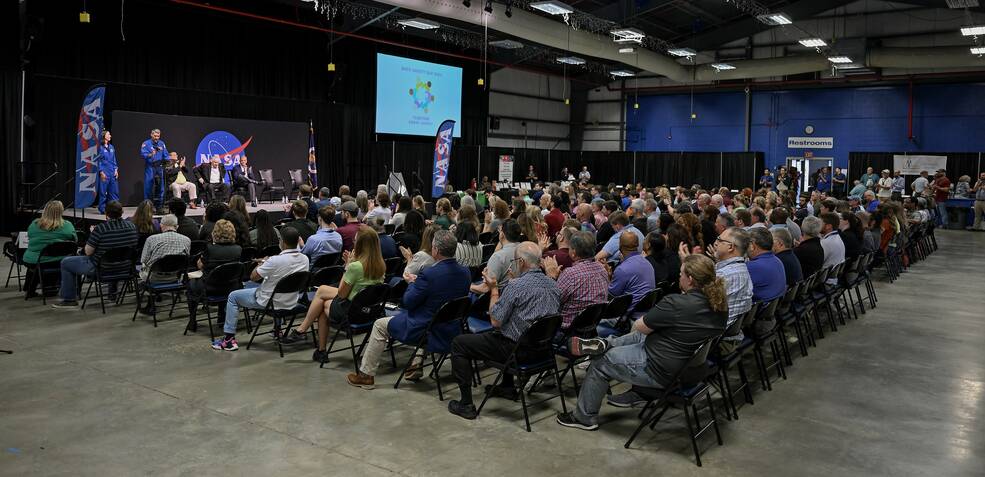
[0,230,983,477]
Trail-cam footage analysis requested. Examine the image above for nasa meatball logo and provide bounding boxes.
[195,131,253,170]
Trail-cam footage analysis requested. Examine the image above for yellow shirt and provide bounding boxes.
[175,170,187,184]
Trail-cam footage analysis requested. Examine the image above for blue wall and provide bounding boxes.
[626,82,985,171]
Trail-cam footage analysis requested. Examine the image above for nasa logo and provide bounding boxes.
[195,130,254,171]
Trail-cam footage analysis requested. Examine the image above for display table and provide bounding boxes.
[945,198,975,229]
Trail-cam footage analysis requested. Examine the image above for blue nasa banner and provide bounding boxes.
[431,120,455,198]
[75,85,106,208]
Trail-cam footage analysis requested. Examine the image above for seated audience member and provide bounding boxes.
[398,209,425,252]
[838,212,864,260]
[537,226,574,269]
[454,220,483,267]
[298,184,319,223]
[285,200,318,241]
[302,205,344,265]
[282,227,384,360]
[607,232,656,309]
[707,227,752,353]
[470,219,523,294]
[400,224,439,277]
[447,242,561,419]
[595,200,620,245]
[169,198,200,241]
[819,212,846,273]
[745,227,786,303]
[557,254,728,429]
[574,203,597,234]
[390,196,413,230]
[138,214,191,285]
[213,227,308,351]
[336,201,363,251]
[23,200,77,298]
[484,198,510,235]
[543,231,609,329]
[368,216,399,260]
[544,195,566,238]
[130,199,161,249]
[645,232,677,285]
[365,192,393,224]
[250,209,281,250]
[771,228,803,287]
[457,204,481,236]
[185,220,242,332]
[748,207,768,229]
[345,230,471,389]
[862,190,880,214]
[433,198,455,230]
[198,202,228,243]
[714,212,736,237]
[795,216,825,278]
[313,187,332,214]
[734,209,751,229]
[596,211,644,261]
[52,201,138,309]
[222,208,251,248]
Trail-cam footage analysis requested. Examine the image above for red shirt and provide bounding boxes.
[934,177,951,203]
[545,207,565,238]
[336,222,361,252]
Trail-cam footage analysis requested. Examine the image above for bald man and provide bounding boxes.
[606,232,655,309]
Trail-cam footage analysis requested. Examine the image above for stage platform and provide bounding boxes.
[62,203,290,223]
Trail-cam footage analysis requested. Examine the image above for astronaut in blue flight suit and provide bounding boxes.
[97,130,119,214]
[140,128,169,209]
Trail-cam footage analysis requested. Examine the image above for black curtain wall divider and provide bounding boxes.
[848,152,981,188]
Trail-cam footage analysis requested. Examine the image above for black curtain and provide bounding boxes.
[848,152,981,186]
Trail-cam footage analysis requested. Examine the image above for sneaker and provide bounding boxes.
[556,412,598,431]
[403,365,424,382]
[568,337,608,357]
[312,349,328,363]
[211,337,239,351]
[345,372,375,390]
[606,390,647,408]
[51,300,79,309]
[484,384,519,401]
[279,329,307,345]
[447,400,478,420]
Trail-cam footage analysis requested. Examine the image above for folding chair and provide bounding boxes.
[240,247,259,262]
[393,296,472,400]
[384,256,405,279]
[81,247,138,314]
[132,254,189,327]
[30,241,78,305]
[774,282,805,365]
[465,292,493,334]
[258,169,285,203]
[260,245,282,258]
[319,283,389,368]
[245,271,311,357]
[709,305,759,420]
[554,303,606,391]
[4,239,26,290]
[311,252,341,271]
[476,314,568,432]
[625,338,722,467]
[595,293,634,338]
[185,261,244,341]
[747,297,785,391]
[481,243,496,262]
[384,224,396,235]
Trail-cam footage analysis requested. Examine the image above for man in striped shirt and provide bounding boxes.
[448,242,560,420]
[53,201,138,308]
[544,230,609,329]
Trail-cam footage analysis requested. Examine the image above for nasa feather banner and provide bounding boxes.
[431,120,455,198]
[75,85,105,208]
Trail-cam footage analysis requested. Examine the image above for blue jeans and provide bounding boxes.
[936,203,949,226]
[59,256,96,302]
[224,282,261,335]
[574,332,662,426]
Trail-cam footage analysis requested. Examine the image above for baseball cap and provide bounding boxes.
[329,197,342,207]
[340,201,358,214]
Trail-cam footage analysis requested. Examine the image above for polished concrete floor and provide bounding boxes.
[1,230,983,476]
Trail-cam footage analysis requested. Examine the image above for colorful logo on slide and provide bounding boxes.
[195,131,253,172]
[409,78,435,113]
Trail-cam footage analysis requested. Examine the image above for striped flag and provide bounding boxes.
[308,120,316,157]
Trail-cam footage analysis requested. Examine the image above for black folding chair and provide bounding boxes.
[476,314,567,432]
[625,338,722,467]
[258,169,285,203]
[240,247,259,262]
[320,283,389,369]
[189,240,208,267]
[4,238,26,290]
[554,303,606,391]
[709,305,759,420]
[311,252,341,270]
[245,271,311,357]
[133,254,189,327]
[478,231,495,245]
[186,261,244,341]
[260,245,282,258]
[465,292,493,334]
[81,247,138,314]
[481,243,496,262]
[595,293,634,338]
[774,281,805,364]
[384,256,405,279]
[384,223,396,235]
[747,297,785,391]
[393,296,472,400]
[31,241,78,305]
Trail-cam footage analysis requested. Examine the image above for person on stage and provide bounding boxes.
[194,154,230,204]
[579,166,591,183]
[526,165,538,182]
[140,128,169,210]
[232,154,262,207]
[97,130,119,214]
[165,152,198,209]
[307,152,318,188]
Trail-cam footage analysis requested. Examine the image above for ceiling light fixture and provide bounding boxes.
[798,38,827,47]
[667,47,697,57]
[557,56,586,65]
[610,69,635,77]
[833,64,863,69]
[618,47,637,54]
[490,39,523,49]
[710,63,736,71]
[611,27,645,44]
[530,1,574,15]
[947,0,979,8]
[756,13,792,25]
[397,18,440,30]
[827,56,852,63]
[971,46,985,54]
[961,25,985,36]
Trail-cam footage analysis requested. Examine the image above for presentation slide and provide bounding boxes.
[375,53,462,137]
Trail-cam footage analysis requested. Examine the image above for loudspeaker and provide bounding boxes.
[490,116,500,130]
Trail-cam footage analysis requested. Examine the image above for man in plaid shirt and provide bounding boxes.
[544,230,609,329]
[139,214,190,284]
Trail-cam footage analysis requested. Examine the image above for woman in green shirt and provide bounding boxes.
[24,200,76,298]
[433,197,455,230]
[285,225,385,361]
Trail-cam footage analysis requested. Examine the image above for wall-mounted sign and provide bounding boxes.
[787,136,833,149]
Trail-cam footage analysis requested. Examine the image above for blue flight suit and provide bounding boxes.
[141,138,169,207]
[97,143,119,213]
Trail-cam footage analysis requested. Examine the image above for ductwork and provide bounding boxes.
[372,0,831,82]
[868,46,985,69]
